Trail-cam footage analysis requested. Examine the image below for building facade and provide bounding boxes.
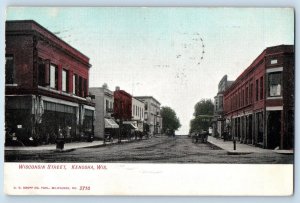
[131,97,145,132]
[89,86,118,139]
[212,75,234,137]
[223,45,294,149]
[113,87,132,122]
[5,20,95,145]
[134,96,162,135]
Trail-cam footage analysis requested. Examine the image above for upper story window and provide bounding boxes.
[268,72,282,97]
[83,78,87,97]
[50,64,58,90]
[256,79,259,101]
[5,56,14,84]
[133,104,135,115]
[271,59,278,65]
[249,83,253,104]
[62,69,69,92]
[145,102,148,110]
[245,87,249,105]
[73,74,76,95]
[106,99,109,112]
[260,76,264,100]
[38,62,47,87]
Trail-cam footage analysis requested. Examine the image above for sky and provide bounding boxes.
[6,7,294,134]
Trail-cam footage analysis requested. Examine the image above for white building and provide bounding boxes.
[89,86,118,139]
[131,97,145,132]
[134,96,162,135]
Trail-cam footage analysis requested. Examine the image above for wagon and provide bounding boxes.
[191,130,209,143]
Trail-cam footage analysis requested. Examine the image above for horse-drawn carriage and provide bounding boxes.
[190,115,213,143]
[191,130,209,143]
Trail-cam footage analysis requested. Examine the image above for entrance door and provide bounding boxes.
[267,111,281,149]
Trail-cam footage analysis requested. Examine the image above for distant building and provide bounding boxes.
[89,86,118,139]
[212,75,234,137]
[131,97,145,132]
[5,20,95,145]
[223,45,294,149]
[134,96,162,135]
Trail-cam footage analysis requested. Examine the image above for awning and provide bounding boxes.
[123,122,138,130]
[105,118,119,128]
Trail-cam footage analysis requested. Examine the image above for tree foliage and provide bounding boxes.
[193,99,214,116]
[190,99,214,133]
[160,106,181,134]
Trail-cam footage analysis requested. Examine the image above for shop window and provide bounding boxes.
[268,72,282,97]
[62,69,69,92]
[50,64,58,90]
[5,56,14,84]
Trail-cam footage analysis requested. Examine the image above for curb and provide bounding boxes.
[227,151,253,155]
[207,140,254,155]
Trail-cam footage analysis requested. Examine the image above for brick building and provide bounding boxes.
[5,20,95,145]
[223,45,294,149]
[113,87,132,121]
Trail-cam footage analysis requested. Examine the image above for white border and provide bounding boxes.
[1,1,299,203]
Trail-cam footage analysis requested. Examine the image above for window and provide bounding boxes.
[5,56,14,84]
[145,102,148,110]
[256,79,259,101]
[242,90,244,106]
[83,79,87,97]
[106,100,109,112]
[133,105,135,115]
[250,84,253,104]
[73,75,76,94]
[62,69,69,92]
[245,87,249,105]
[268,72,282,97]
[38,60,47,87]
[79,77,83,97]
[271,59,278,64]
[260,76,264,100]
[50,64,58,89]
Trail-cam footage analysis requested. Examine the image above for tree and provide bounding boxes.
[193,99,214,116]
[160,106,181,135]
[189,99,214,133]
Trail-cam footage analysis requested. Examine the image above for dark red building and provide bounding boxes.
[223,45,294,149]
[113,87,132,121]
[5,20,95,145]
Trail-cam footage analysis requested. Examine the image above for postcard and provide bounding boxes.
[3,7,294,195]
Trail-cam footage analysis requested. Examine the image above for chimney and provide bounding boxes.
[115,86,120,91]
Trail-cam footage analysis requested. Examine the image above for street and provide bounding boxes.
[5,136,293,164]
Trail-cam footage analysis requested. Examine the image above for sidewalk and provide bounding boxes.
[207,136,274,155]
[4,139,135,151]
